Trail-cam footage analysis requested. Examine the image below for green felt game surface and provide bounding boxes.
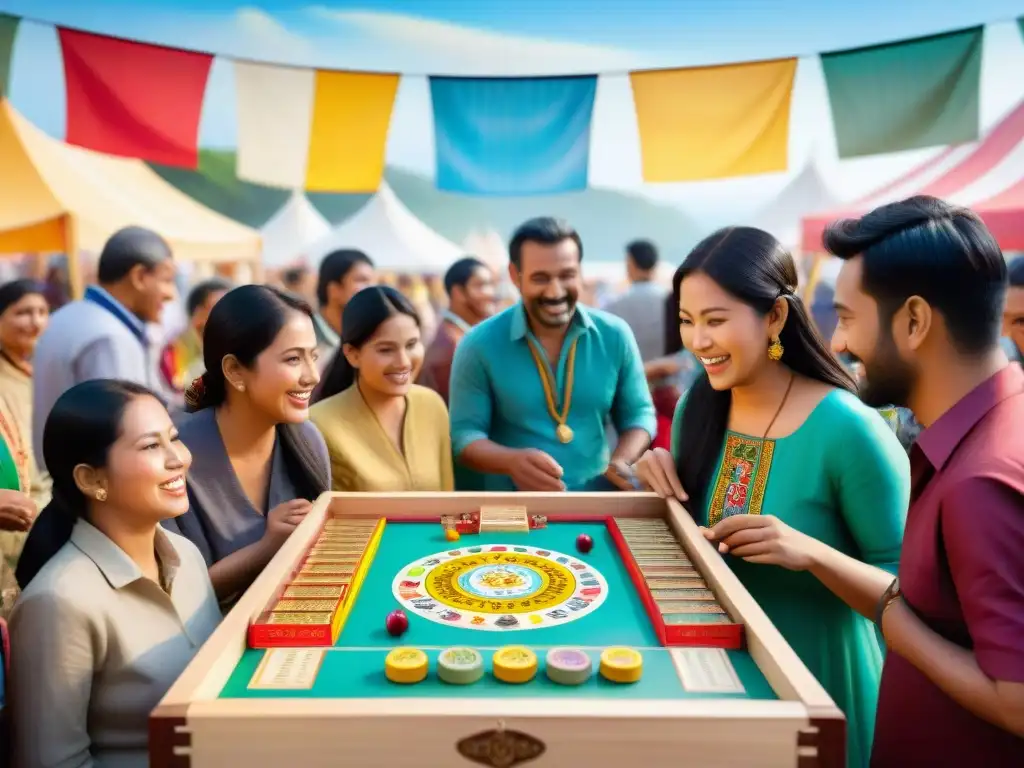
[218,522,777,701]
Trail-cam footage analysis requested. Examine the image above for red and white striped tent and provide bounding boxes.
[801,99,1024,252]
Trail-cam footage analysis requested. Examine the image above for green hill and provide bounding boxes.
[149,151,702,263]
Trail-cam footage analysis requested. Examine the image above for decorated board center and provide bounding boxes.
[392,545,607,631]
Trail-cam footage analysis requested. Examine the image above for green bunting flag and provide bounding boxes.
[821,27,983,159]
[0,13,18,99]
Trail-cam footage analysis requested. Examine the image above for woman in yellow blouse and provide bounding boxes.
[310,286,453,492]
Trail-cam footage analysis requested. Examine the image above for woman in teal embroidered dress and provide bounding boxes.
[633,228,909,768]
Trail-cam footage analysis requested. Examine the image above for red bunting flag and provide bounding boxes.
[58,28,212,168]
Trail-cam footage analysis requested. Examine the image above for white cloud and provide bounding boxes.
[228,7,315,62]
[306,9,644,76]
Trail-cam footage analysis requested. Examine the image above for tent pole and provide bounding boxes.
[65,215,84,300]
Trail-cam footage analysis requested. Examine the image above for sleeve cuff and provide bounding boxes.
[452,430,489,458]
[616,415,657,441]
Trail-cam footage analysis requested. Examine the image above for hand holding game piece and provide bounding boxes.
[508,449,566,492]
[385,609,410,637]
[576,533,594,554]
[702,514,817,571]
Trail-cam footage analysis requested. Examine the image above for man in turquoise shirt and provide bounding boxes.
[449,217,656,491]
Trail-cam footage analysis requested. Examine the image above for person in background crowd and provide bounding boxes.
[281,265,313,301]
[418,257,497,404]
[168,286,331,603]
[159,278,232,395]
[0,279,50,508]
[311,287,452,492]
[31,227,176,474]
[11,380,221,768]
[314,249,376,370]
[632,227,909,767]
[1001,255,1024,362]
[397,273,438,344]
[450,217,655,492]
[643,292,700,451]
[709,198,1024,767]
[604,239,669,363]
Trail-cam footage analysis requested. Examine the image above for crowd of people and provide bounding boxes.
[0,195,1019,767]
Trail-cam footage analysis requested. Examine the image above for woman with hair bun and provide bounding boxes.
[12,379,220,768]
[632,227,909,768]
[170,285,330,602]
[311,286,453,492]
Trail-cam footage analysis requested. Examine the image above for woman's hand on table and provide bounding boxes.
[632,448,688,501]
[701,514,817,571]
[263,499,313,547]
[0,490,36,532]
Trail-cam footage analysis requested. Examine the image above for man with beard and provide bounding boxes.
[449,217,655,491]
[699,196,1024,766]
[417,257,497,405]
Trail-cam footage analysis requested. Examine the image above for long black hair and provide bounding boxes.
[314,286,420,403]
[16,380,156,589]
[0,278,47,316]
[185,284,330,498]
[674,227,855,517]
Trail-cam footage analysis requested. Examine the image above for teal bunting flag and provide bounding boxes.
[0,13,18,98]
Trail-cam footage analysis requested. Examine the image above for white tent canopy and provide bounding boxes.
[259,191,331,268]
[307,182,461,273]
[751,161,842,250]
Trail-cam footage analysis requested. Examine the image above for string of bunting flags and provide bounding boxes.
[0,12,1017,196]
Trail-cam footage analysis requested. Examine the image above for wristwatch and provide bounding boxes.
[875,576,901,628]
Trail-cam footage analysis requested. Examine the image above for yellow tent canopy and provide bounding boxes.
[0,99,261,296]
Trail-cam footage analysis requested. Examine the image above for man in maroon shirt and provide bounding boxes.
[418,257,496,404]
[703,196,1024,765]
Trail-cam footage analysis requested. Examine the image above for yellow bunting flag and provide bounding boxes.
[235,62,399,192]
[630,58,797,182]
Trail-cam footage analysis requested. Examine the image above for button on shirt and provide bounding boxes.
[10,520,222,768]
[449,303,656,491]
[872,365,1024,767]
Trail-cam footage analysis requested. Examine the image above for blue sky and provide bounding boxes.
[4,0,1024,221]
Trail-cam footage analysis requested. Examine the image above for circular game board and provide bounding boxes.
[392,544,608,631]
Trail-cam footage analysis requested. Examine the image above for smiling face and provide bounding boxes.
[86,394,192,522]
[329,261,378,311]
[131,259,178,324]
[343,313,423,398]
[832,257,916,408]
[1003,285,1024,356]
[229,311,320,423]
[0,292,49,358]
[510,239,581,330]
[678,272,785,390]
[453,267,498,324]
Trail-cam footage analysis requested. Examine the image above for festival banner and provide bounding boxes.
[58,28,212,168]
[821,27,983,158]
[429,75,597,195]
[630,58,797,182]
[234,61,399,192]
[0,13,17,99]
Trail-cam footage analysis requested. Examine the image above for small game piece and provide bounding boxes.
[437,647,484,685]
[445,528,460,543]
[599,647,643,683]
[545,648,593,686]
[385,609,409,637]
[492,645,538,684]
[576,533,594,554]
[384,647,428,684]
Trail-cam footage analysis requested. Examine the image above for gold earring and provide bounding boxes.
[95,489,107,502]
[236,383,245,392]
[768,337,784,361]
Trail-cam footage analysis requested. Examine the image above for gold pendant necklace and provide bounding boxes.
[526,337,578,444]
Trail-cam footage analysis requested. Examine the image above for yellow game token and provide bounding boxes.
[599,647,643,684]
[385,647,428,684]
[492,645,538,684]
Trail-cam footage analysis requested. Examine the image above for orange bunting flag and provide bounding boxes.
[58,28,212,168]
[630,58,798,182]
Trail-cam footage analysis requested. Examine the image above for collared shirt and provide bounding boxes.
[872,365,1024,767]
[10,519,221,768]
[32,288,158,473]
[418,313,471,404]
[449,302,656,491]
[602,280,669,363]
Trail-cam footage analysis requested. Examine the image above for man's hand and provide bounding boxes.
[508,449,566,492]
[0,490,37,532]
[702,514,817,571]
[603,460,637,491]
